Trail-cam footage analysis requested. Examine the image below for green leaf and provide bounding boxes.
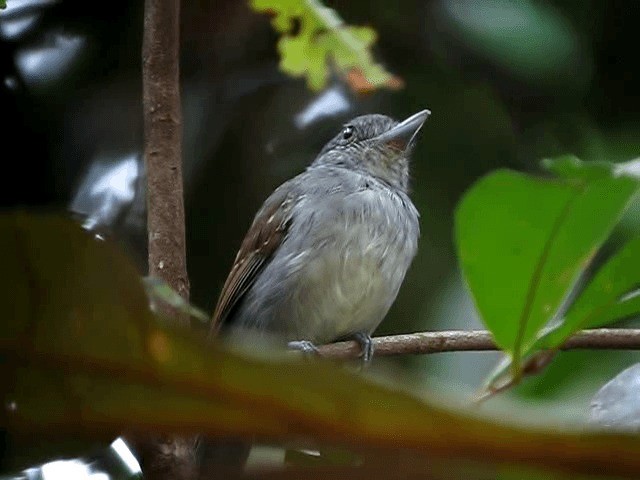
[484,240,640,394]
[0,1,6,9]
[538,237,640,349]
[250,0,401,92]
[455,159,639,372]
[6,213,640,478]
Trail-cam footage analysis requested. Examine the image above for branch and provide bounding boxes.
[316,328,640,359]
[142,0,189,325]
[140,0,197,478]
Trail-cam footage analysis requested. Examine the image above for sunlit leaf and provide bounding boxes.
[5,214,640,478]
[455,159,639,374]
[250,0,402,93]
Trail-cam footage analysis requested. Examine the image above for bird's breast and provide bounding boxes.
[282,189,419,343]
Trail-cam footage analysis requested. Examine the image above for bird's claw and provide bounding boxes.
[353,332,374,364]
[288,340,319,355]
[289,334,374,364]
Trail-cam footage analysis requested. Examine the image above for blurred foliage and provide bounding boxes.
[5,213,640,480]
[456,157,640,388]
[250,0,402,92]
[431,0,591,89]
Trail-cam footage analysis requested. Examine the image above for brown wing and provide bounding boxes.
[209,188,295,336]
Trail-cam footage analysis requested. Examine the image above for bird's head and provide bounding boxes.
[312,110,430,191]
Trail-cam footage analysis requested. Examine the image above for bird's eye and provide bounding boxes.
[341,125,354,140]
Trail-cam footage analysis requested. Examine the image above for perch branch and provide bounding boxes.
[316,328,640,359]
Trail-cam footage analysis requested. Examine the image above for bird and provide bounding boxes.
[210,110,429,361]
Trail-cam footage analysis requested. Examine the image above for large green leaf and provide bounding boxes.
[455,159,639,371]
[5,213,640,478]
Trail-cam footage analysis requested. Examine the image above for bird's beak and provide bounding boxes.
[376,109,430,152]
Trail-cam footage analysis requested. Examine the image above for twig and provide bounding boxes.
[316,328,640,359]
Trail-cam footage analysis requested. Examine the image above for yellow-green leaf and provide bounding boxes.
[250,0,401,92]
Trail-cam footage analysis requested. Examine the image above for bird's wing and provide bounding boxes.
[210,185,295,335]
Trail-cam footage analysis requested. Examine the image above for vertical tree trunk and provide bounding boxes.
[140,0,197,478]
[142,0,190,324]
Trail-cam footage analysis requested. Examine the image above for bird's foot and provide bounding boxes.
[352,332,374,364]
[288,340,319,356]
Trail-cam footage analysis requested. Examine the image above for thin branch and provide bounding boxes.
[316,328,640,359]
[142,0,190,325]
[140,0,196,478]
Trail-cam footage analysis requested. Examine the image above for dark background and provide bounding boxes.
[2,0,639,421]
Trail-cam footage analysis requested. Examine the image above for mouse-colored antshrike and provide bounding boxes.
[211,110,429,361]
